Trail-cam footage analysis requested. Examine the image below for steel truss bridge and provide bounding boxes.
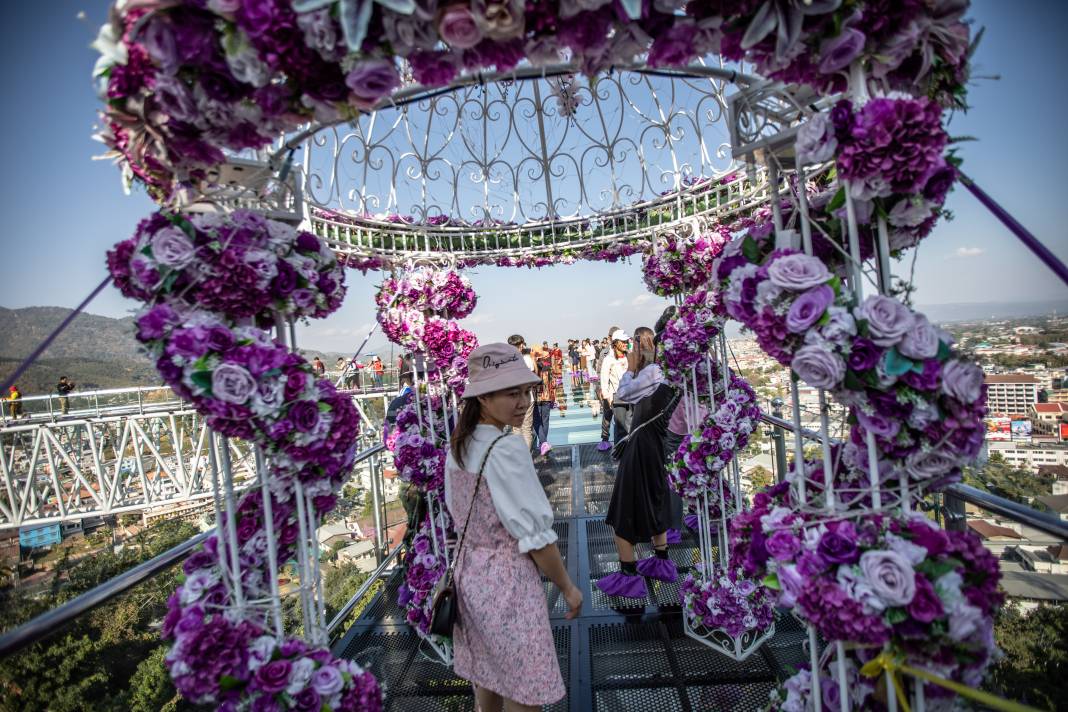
[0,386,396,530]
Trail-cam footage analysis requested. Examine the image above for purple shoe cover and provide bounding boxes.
[595,571,648,599]
[666,528,682,545]
[684,514,699,531]
[636,556,678,583]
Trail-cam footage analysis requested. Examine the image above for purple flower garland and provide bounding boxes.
[397,511,453,637]
[93,2,973,199]
[681,565,776,640]
[713,242,987,493]
[642,231,727,297]
[759,510,1003,688]
[107,214,381,710]
[658,289,725,386]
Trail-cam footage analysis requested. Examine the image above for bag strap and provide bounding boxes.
[450,431,509,573]
[614,386,681,450]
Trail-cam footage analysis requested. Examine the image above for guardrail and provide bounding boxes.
[0,443,400,658]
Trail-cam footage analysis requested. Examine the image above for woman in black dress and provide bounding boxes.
[595,326,679,599]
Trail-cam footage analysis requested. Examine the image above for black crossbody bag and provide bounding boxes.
[428,433,508,637]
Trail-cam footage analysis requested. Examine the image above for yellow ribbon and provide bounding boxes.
[859,651,1046,712]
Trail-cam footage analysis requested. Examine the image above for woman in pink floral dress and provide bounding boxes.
[446,343,583,711]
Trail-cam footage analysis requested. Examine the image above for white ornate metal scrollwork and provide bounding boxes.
[299,68,741,225]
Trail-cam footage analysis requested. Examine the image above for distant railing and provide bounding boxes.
[0,443,399,658]
[2,369,405,426]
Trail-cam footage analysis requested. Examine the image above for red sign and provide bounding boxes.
[1061,422,1068,441]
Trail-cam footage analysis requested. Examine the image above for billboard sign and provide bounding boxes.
[1010,420,1032,443]
[1060,422,1068,441]
[985,417,1011,441]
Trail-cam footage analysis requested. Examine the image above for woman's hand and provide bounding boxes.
[563,583,583,620]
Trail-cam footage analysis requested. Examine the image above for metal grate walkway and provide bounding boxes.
[335,443,806,711]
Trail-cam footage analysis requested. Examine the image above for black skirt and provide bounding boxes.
[605,383,676,545]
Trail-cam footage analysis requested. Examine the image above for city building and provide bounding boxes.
[1036,494,1068,521]
[19,523,62,549]
[986,441,1068,469]
[984,373,1039,416]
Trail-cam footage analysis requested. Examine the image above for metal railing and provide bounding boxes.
[0,442,402,658]
[2,370,406,427]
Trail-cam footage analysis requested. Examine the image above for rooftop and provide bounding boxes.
[985,374,1040,385]
[967,520,1024,540]
[999,571,1068,601]
[1036,494,1068,514]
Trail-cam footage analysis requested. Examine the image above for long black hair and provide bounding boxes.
[450,397,483,469]
[633,326,657,373]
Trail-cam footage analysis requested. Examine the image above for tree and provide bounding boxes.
[747,465,774,493]
[987,604,1068,711]
[963,453,1054,506]
[123,645,182,712]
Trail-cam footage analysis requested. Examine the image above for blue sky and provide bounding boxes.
[0,1,1065,356]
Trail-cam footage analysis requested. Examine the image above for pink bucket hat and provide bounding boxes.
[462,343,541,398]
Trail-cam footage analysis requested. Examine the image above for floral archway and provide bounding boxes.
[93,1,996,710]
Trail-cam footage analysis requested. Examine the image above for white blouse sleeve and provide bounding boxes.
[482,433,558,553]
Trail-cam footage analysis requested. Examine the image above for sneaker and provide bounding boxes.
[596,440,611,452]
[539,442,552,456]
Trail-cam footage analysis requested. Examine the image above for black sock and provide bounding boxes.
[620,560,638,576]
[654,547,670,560]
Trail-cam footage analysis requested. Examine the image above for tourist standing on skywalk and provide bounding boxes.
[446,342,581,712]
[596,326,680,599]
[598,329,630,451]
[56,376,75,415]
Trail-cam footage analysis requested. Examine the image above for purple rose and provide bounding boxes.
[292,688,322,711]
[817,521,859,564]
[786,285,834,333]
[859,549,916,607]
[848,337,882,371]
[792,344,845,389]
[311,665,345,696]
[211,363,257,404]
[776,564,803,608]
[940,358,983,403]
[137,304,179,341]
[904,447,958,481]
[205,326,235,353]
[253,658,292,694]
[907,519,948,556]
[272,260,298,297]
[292,288,317,309]
[765,530,801,561]
[856,408,900,440]
[437,4,483,49]
[818,28,866,74]
[795,112,838,165]
[289,400,321,433]
[150,225,196,268]
[766,253,832,291]
[907,575,944,623]
[924,160,957,203]
[898,314,940,360]
[346,58,401,105]
[858,295,915,348]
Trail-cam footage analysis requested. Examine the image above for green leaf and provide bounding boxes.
[882,348,917,377]
[762,572,781,590]
[160,270,179,293]
[827,274,842,296]
[885,607,908,625]
[917,557,962,580]
[937,339,952,362]
[741,236,762,263]
[190,371,214,393]
[844,370,866,391]
[318,401,332,413]
[827,186,846,212]
[219,675,243,691]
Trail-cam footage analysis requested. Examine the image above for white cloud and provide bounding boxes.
[631,293,653,306]
[465,312,496,325]
[607,299,624,307]
[954,246,985,258]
